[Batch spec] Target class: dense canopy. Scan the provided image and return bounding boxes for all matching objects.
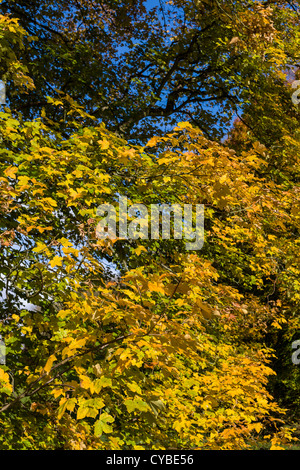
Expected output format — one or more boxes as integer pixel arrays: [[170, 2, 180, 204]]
[[0, 0, 300, 450]]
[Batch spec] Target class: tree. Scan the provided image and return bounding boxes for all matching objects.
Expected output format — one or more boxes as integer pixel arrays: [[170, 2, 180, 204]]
[[0, 2, 300, 450]]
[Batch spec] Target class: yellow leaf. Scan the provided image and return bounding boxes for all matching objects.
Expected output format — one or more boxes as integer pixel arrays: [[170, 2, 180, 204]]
[[33, 242, 49, 254], [134, 246, 147, 255], [176, 121, 192, 129], [42, 197, 57, 207], [77, 406, 89, 419], [17, 175, 30, 188], [219, 174, 228, 184], [4, 166, 18, 179], [44, 355, 57, 374], [72, 169, 83, 178], [50, 256, 63, 268], [79, 374, 94, 393], [98, 139, 110, 150], [146, 136, 160, 147], [0, 368, 10, 384], [59, 238, 73, 248], [69, 338, 87, 350], [127, 382, 142, 394], [250, 422, 263, 433], [57, 398, 68, 420], [148, 281, 165, 295]]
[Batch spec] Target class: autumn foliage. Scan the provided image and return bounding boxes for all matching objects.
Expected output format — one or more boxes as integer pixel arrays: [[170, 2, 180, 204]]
[[0, 0, 300, 450]]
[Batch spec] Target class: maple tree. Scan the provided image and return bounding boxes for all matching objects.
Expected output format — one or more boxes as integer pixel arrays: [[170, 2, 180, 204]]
[[0, 0, 300, 450]]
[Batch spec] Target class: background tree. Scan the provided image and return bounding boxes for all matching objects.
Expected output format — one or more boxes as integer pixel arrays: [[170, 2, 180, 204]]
[[0, 0, 300, 450]]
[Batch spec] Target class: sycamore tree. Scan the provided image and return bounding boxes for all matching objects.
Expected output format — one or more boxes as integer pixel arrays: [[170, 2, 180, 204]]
[[0, 1, 300, 450]]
